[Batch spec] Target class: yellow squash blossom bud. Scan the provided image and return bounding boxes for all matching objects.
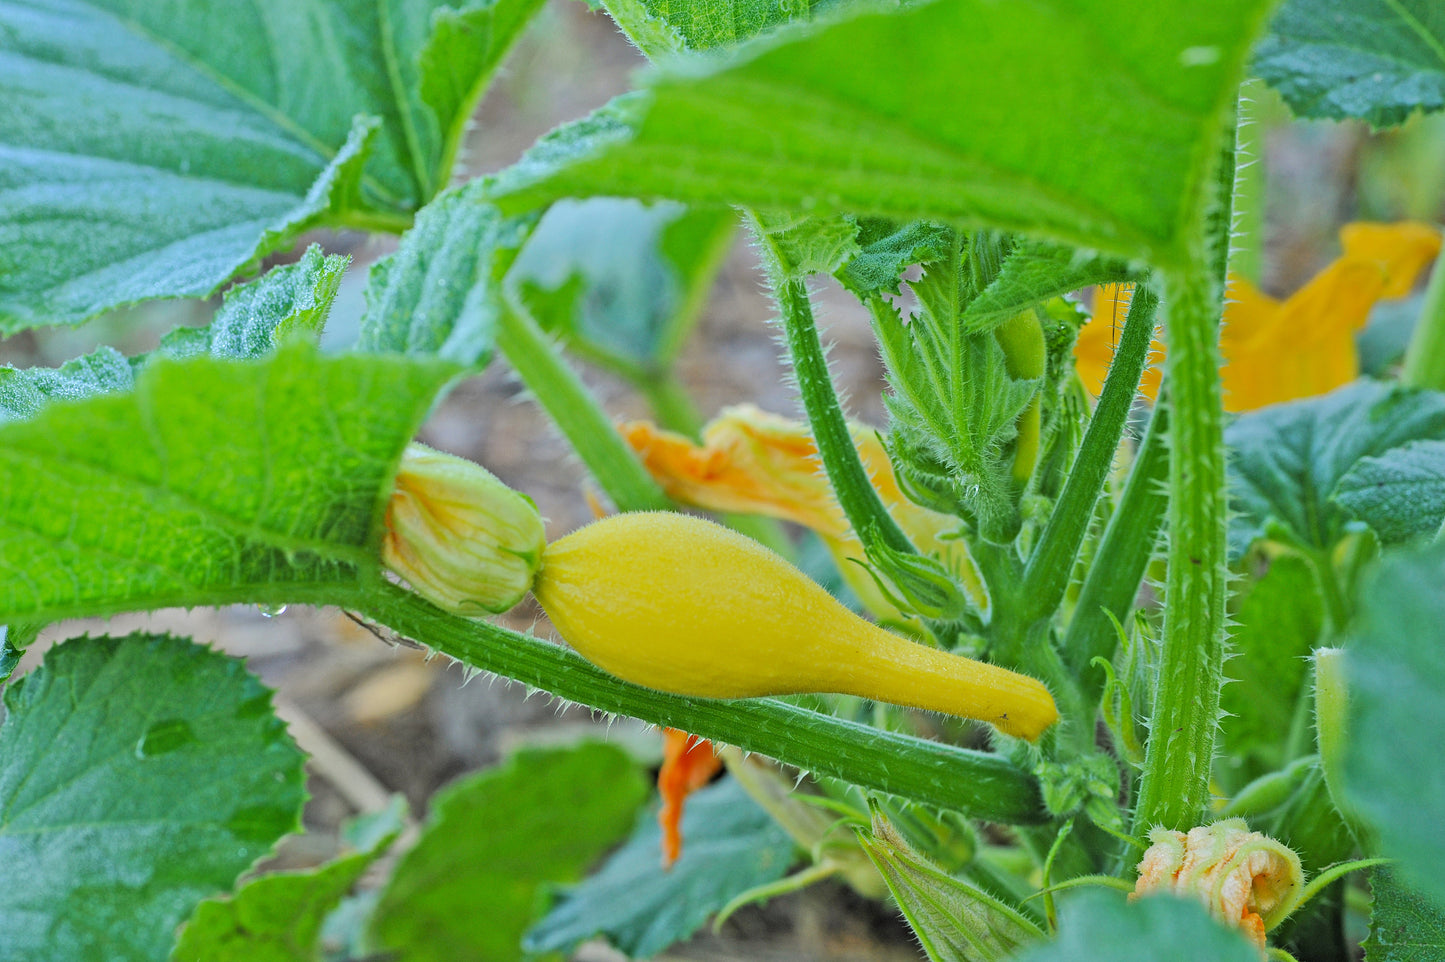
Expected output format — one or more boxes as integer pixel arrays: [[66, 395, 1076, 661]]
[[383, 444, 546, 615], [532, 511, 1057, 740], [1132, 818, 1303, 954]]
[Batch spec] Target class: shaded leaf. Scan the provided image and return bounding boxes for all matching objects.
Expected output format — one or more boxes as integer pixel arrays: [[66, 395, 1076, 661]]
[[358, 183, 536, 364], [172, 798, 407, 962], [835, 219, 953, 298], [0, 633, 306, 962], [959, 241, 1135, 334], [1219, 555, 1325, 788], [489, 0, 1275, 267], [0, 0, 541, 327], [1334, 439, 1445, 544], [0, 247, 348, 424], [1342, 540, 1445, 904], [524, 776, 795, 959], [1365, 865, 1445, 962], [0, 343, 457, 624], [368, 743, 648, 962], [1011, 891, 1258, 962], [509, 198, 736, 375], [1226, 380, 1445, 554], [1255, 0, 1445, 128]]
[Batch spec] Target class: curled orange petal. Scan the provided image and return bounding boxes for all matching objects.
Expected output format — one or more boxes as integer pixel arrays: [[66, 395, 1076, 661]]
[[621, 406, 989, 620], [657, 728, 723, 868]]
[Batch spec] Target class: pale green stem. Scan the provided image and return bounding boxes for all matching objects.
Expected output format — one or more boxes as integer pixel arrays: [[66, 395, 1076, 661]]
[[1132, 251, 1229, 834], [360, 583, 1048, 824], [751, 227, 919, 559], [496, 304, 672, 513], [1022, 286, 1158, 620]]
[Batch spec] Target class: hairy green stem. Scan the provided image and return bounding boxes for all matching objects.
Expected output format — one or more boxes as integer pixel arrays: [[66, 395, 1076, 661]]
[[752, 229, 919, 559], [1022, 286, 1158, 619], [1064, 402, 1168, 705], [496, 304, 672, 514], [1400, 244, 1445, 391], [1132, 253, 1229, 834], [362, 584, 1047, 823]]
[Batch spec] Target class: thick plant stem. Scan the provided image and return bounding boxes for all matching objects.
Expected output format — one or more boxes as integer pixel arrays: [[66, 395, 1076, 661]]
[[362, 584, 1047, 824], [1401, 244, 1445, 391], [1132, 254, 1229, 834], [753, 232, 919, 558], [1064, 401, 1169, 706], [1022, 286, 1158, 619], [496, 304, 672, 514]]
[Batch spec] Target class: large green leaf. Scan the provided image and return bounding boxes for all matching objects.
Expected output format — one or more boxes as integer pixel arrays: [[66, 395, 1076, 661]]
[[1334, 439, 1445, 545], [0, 246, 347, 424], [0, 633, 306, 962], [1365, 866, 1445, 962], [0, 343, 457, 624], [1011, 892, 1258, 962], [368, 743, 648, 962], [1342, 540, 1445, 904], [489, 0, 1275, 267], [1254, 0, 1445, 129], [357, 184, 535, 364], [1226, 381, 1445, 555], [1219, 554, 1324, 788], [509, 198, 736, 379], [172, 798, 406, 962], [0, 0, 543, 328], [523, 776, 795, 958]]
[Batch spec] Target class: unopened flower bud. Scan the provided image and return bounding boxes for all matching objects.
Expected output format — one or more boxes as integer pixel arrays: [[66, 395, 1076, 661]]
[[1132, 818, 1303, 953], [383, 444, 545, 615]]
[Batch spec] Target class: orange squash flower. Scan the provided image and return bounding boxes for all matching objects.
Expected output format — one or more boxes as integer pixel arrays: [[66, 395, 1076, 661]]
[[657, 728, 722, 868], [1074, 222, 1441, 412], [620, 405, 989, 621]]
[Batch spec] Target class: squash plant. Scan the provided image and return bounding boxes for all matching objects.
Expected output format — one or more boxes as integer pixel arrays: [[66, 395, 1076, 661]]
[[3, 0, 1445, 960]]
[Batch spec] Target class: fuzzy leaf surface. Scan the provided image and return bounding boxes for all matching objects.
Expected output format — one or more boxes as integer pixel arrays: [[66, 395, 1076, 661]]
[[1011, 892, 1258, 962], [602, 0, 842, 57], [508, 198, 736, 375], [1219, 554, 1324, 787], [172, 798, 406, 962], [368, 743, 648, 962], [0, 344, 456, 624], [524, 776, 795, 959], [1334, 439, 1445, 545], [1226, 381, 1445, 554], [1342, 540, 1445, 904], [0, 0, 541, 327], [0, 247, 347, 424], [959, 241, 1134, 334], [490, 0, 1274, 267], [1255, 0, 1445, 128], [358, 184, 536, 364], [0, 633, 306, 962], [1366, 866, 1445, 962]]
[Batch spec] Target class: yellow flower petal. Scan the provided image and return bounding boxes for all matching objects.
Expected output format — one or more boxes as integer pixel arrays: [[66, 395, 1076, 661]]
[[1073, 222, 1441, 412], [621, 405, 989, 620]]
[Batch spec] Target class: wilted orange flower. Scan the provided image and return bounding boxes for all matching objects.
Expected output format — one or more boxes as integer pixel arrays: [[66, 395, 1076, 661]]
[[1074, 222, 1441, 412], [1133, 818, 1303, 954], [657, 728, 722, 868], [620, 405, 988, 621]]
